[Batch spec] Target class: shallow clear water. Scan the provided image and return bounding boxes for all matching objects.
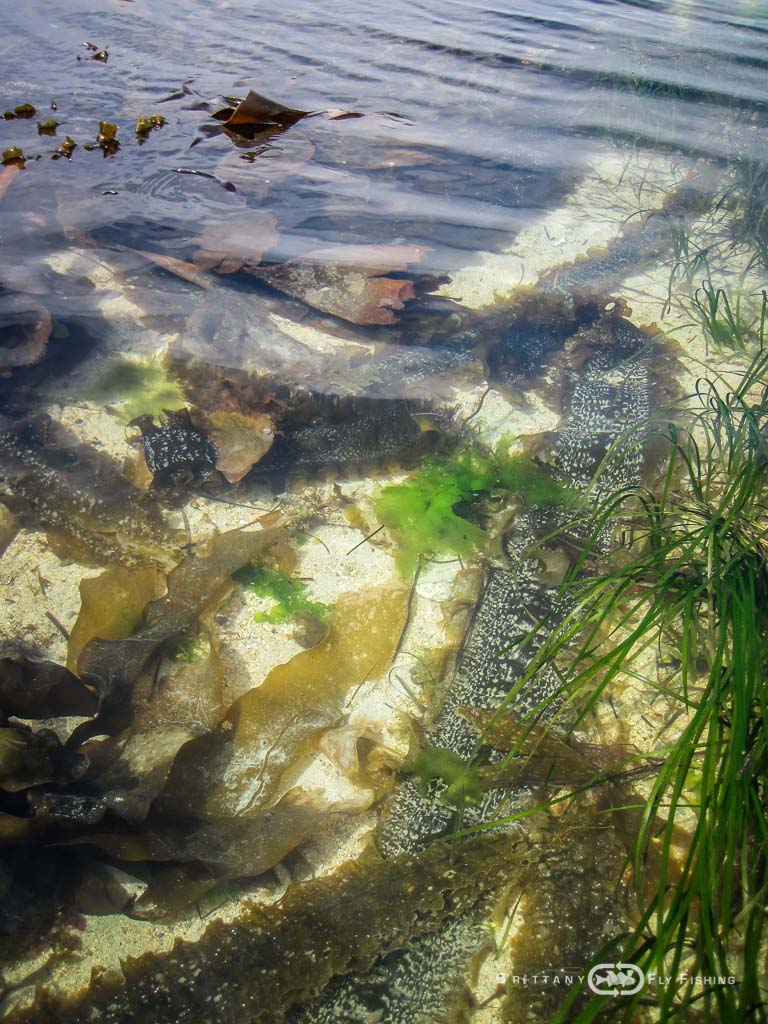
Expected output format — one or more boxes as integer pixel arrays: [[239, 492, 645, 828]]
[[2, 0, 767, 276], [1, 1, 768, 1022]]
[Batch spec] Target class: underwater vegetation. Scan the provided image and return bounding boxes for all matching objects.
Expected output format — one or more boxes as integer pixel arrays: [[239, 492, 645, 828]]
[[0, 526, 288, 882], [3, 57, 768, 1021], [234, 562, 331, 626], [408, 745, 485, 811], [0, 284, 663, 1022], [375, 443, 577, 576], [474, 350, 768, 1022], [378, 313, 654, 875], [1, 520, 415, 989], [692, 274, 766, 354], [85, 357, 186, 423], [717, 156, 768, 270], [665, 217, 767, 354]]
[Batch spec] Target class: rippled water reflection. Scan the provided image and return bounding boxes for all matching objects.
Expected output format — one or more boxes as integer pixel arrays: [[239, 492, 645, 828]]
[[2, 0, 767, 280]]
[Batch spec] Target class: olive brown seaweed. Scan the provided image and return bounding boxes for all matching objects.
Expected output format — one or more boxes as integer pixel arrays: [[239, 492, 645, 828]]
[[162, 584, 409, 820]]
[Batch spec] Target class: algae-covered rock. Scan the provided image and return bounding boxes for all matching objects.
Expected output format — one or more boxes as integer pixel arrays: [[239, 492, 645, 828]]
[[0, 414, 174, 565], [375, 442, 576, 577], [132, 408, 217, 486], [171, 290, 478, 418], [10, 833, 532, 1024]]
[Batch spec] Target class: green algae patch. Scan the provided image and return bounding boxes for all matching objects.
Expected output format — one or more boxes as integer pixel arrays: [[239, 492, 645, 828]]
[[86, 358, 186, 423], [409, 745, 484, 809], [234, 563, 330, 625], [376, 443, 577, 575], [498, 451, 577, 507]]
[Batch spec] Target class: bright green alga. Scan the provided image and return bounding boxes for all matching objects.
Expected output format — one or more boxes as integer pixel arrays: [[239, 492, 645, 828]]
[[235, 564, 331, 625], [375, 442, 577, 576]]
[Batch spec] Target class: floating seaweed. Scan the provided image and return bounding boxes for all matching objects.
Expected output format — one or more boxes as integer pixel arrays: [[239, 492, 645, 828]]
[[211, 89, 310, 141], [134, 114, 165, 142]]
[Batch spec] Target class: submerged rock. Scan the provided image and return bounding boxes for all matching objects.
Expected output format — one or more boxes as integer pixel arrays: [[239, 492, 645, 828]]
[[6, 835, 530, 1024], [132, 407, 217, 486], [254, 401, 438, 476], [0, 414, 173, 564]]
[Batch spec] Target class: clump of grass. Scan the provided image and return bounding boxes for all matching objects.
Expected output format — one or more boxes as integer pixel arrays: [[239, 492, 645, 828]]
[[376, 443, 577, 576], [485, 352, 768, 1022], [87, 357, 186, 423], [664, 212, 710, 313], [234, 564, 330, 626], [717, 156, 768, 269], [662, 216, 767, 353], [692, 276, 767, 353]]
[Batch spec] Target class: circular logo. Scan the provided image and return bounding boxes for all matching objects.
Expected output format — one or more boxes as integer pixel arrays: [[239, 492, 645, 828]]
[[587, 963, 645, 997]]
